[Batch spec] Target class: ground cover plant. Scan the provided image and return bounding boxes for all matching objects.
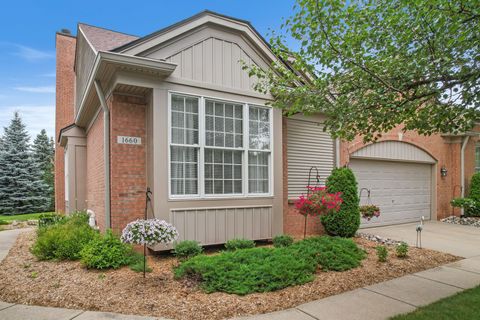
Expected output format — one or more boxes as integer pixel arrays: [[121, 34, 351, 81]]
[[272, 234, 294, 248], [390, 285, 480, 320], [175, 236, 365, 295], [376, 245, 388, 262], [174, 240, 203, 260], [224, 238, 255, 251]]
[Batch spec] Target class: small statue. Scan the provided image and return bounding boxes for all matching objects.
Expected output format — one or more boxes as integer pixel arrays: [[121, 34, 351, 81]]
[[87, 209, 97, 229]]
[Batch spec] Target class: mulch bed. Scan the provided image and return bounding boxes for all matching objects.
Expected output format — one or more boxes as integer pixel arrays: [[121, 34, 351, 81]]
[[0, 231, 459, 320]]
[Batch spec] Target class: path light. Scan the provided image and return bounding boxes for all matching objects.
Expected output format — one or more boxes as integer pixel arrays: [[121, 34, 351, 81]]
[[416, 216, 425, 248]]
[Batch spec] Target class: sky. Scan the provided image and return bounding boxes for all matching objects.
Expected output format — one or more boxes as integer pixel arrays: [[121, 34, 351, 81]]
[[0, 0, 295, 140]]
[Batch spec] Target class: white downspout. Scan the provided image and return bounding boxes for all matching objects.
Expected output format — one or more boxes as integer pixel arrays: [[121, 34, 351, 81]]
[[94, 80, 111, 229], [460, 135, 470, 216]]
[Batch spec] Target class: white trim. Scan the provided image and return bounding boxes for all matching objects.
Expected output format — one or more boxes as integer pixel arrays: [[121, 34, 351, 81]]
[[167, 90, 273, 200], [170, 204, 273, 212]]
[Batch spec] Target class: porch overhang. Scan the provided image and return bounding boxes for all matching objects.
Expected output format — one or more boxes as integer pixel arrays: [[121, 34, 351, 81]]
[[75, 51, 177, 127]]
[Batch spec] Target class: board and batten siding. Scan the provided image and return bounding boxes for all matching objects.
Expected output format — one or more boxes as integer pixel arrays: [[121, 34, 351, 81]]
[[75, 29, 97, 114], [287, 118, 335, 199], [170, 206, 272, 245], [351, 141, 436, 163], [165, 37, 259, 92]]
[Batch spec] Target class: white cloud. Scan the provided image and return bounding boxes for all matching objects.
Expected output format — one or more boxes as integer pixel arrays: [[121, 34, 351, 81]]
[[0, 105, 55, 139], [14, 45, 54, 62], [14, 86, 55, 93]]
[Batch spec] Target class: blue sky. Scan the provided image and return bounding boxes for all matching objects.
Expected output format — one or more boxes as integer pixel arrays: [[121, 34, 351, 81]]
[[0, 0, 295, 139]]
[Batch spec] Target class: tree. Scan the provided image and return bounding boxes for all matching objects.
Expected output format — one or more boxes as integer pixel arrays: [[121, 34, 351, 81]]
[[0, 112, 50, 215], [321, 167, 360, 237], [249, 0, 480, 141], [32, 129, 55, 211]]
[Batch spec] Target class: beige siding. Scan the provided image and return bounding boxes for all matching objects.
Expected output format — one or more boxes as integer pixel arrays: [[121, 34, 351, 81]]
[[171, 206, 272, 245], [352, 141, 435, 163], [75, 30, 96, 114], [165, 37, 259, 92], [287, 118, 335, 199]]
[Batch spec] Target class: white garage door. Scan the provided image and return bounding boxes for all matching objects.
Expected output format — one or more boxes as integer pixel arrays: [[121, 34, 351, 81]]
[[350, 159, 432, 227]]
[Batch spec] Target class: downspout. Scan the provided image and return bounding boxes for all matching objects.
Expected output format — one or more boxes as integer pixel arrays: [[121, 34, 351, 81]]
[[94, 80, 111, 229], [460, 135, 470, 216]]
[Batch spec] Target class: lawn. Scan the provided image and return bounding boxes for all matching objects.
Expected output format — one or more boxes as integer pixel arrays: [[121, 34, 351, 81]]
[[0, 212, 52, 223], [391, 285, 480, 320]]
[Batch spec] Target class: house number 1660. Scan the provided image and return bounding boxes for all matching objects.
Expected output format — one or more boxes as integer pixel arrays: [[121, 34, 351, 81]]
[[117, 136, 141, 145]]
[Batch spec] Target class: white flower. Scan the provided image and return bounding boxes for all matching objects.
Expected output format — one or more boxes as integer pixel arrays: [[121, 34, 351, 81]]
[[121, 218, 179, 245]]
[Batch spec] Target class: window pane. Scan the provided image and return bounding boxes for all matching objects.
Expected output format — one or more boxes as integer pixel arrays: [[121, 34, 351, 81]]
[[248, 151, 269, 194], [204, 148, 243, 195], [249, 106, 270, 150], [170, 146, 198, 195], [171, 94, 198, 145], [205, 99, 243, 148]]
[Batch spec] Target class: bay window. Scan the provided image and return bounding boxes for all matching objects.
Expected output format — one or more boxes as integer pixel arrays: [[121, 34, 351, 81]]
[[169, 92, 272, 198]]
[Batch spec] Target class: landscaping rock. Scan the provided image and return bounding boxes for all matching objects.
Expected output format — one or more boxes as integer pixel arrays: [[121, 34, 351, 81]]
[[356, 232, 403, 246], [26, 220, 38, 226], [441, 216, 480, 228]]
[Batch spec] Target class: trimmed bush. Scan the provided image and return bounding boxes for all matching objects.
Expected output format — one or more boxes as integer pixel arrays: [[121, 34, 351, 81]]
[[38, 213, 67, 228], [175, 236, 365, 295], [174, 240, 203, 260], [80, 230, 133, 269], [224, 238, 255, 251], [376, 245, 388, 262], [32, 216, 98, 260], [272, 234, 294, 248], [321, 167, 360, 237]]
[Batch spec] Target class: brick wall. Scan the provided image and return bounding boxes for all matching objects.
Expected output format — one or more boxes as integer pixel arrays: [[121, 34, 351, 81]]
[[86, 111, 106, 230], [110, 94, 147, 234], [55, 33, 76, 213]]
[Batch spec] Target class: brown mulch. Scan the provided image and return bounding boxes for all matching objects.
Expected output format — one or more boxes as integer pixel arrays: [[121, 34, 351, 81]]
[[0, 231, 459, 320]]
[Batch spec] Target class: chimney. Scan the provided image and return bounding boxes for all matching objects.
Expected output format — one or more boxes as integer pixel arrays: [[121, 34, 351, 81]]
[[54, 30, 76, 213]]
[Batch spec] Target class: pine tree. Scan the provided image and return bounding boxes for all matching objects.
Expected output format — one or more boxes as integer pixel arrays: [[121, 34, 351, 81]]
[[32, 129, 55, 211], [0, 112, 50, 215]]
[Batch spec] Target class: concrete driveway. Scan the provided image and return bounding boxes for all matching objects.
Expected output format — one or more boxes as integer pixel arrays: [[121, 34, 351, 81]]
[[361, 221, 480, 258]]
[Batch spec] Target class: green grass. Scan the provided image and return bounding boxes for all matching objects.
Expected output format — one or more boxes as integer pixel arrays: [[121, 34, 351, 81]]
[[0, 212, 52, 223], [174, 236, 365, 295], [390, 285, 480, 320]]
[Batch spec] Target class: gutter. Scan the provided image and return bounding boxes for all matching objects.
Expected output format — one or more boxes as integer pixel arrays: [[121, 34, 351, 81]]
[[460, 135, 470, 216], [94, 80, 111, 229], [335, 138, 341, 167]]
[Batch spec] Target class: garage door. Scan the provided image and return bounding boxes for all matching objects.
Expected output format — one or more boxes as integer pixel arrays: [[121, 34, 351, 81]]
[[350, 159, 432, 227]]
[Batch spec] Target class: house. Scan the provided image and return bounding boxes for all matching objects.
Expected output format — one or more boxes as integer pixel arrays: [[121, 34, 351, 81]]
[[55, 10, 479, 248]]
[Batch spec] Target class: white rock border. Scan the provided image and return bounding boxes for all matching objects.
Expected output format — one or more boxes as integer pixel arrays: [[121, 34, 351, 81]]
[[441, 215, 480, 228]]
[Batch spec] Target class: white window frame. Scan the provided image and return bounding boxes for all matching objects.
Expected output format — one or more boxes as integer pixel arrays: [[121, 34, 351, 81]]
[[168, 91, 273, 200]]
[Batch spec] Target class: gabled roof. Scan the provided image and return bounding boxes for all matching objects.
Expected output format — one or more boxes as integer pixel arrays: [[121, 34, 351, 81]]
[[78, 23, 139, 52], [112, 10, 270, 53]]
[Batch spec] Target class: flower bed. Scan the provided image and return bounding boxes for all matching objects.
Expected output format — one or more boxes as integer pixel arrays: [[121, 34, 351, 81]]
[[0, 230, 459, 320]]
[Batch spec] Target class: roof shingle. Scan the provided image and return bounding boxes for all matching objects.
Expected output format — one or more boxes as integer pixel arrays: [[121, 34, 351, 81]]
[[78, 23, 139, 52]]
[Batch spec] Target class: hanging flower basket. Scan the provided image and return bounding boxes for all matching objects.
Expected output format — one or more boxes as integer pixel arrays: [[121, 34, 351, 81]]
[[360, 205, 381, 221], [121, 218, 179, 246], [295, 186, 343, 217]]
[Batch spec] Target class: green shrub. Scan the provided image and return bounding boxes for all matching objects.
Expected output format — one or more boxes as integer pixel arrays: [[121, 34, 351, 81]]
[[0, 220, 9, 225], [376, 245, 388, 262], [174, 240, 203, 260], [174, 236, 365, 295], [32, 215, 98, 261], [272, 234, 294, 248], [321, 167, 360, 237], [80, 230, 133, 269], [396, 242, 409, 258], [224, 238, 255, 251], [290, 236, 365, 271], [175, 247, 315, 295]]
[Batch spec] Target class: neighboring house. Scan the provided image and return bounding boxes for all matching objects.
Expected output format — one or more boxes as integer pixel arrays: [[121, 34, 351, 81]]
[[55, 10, 479, 247]]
